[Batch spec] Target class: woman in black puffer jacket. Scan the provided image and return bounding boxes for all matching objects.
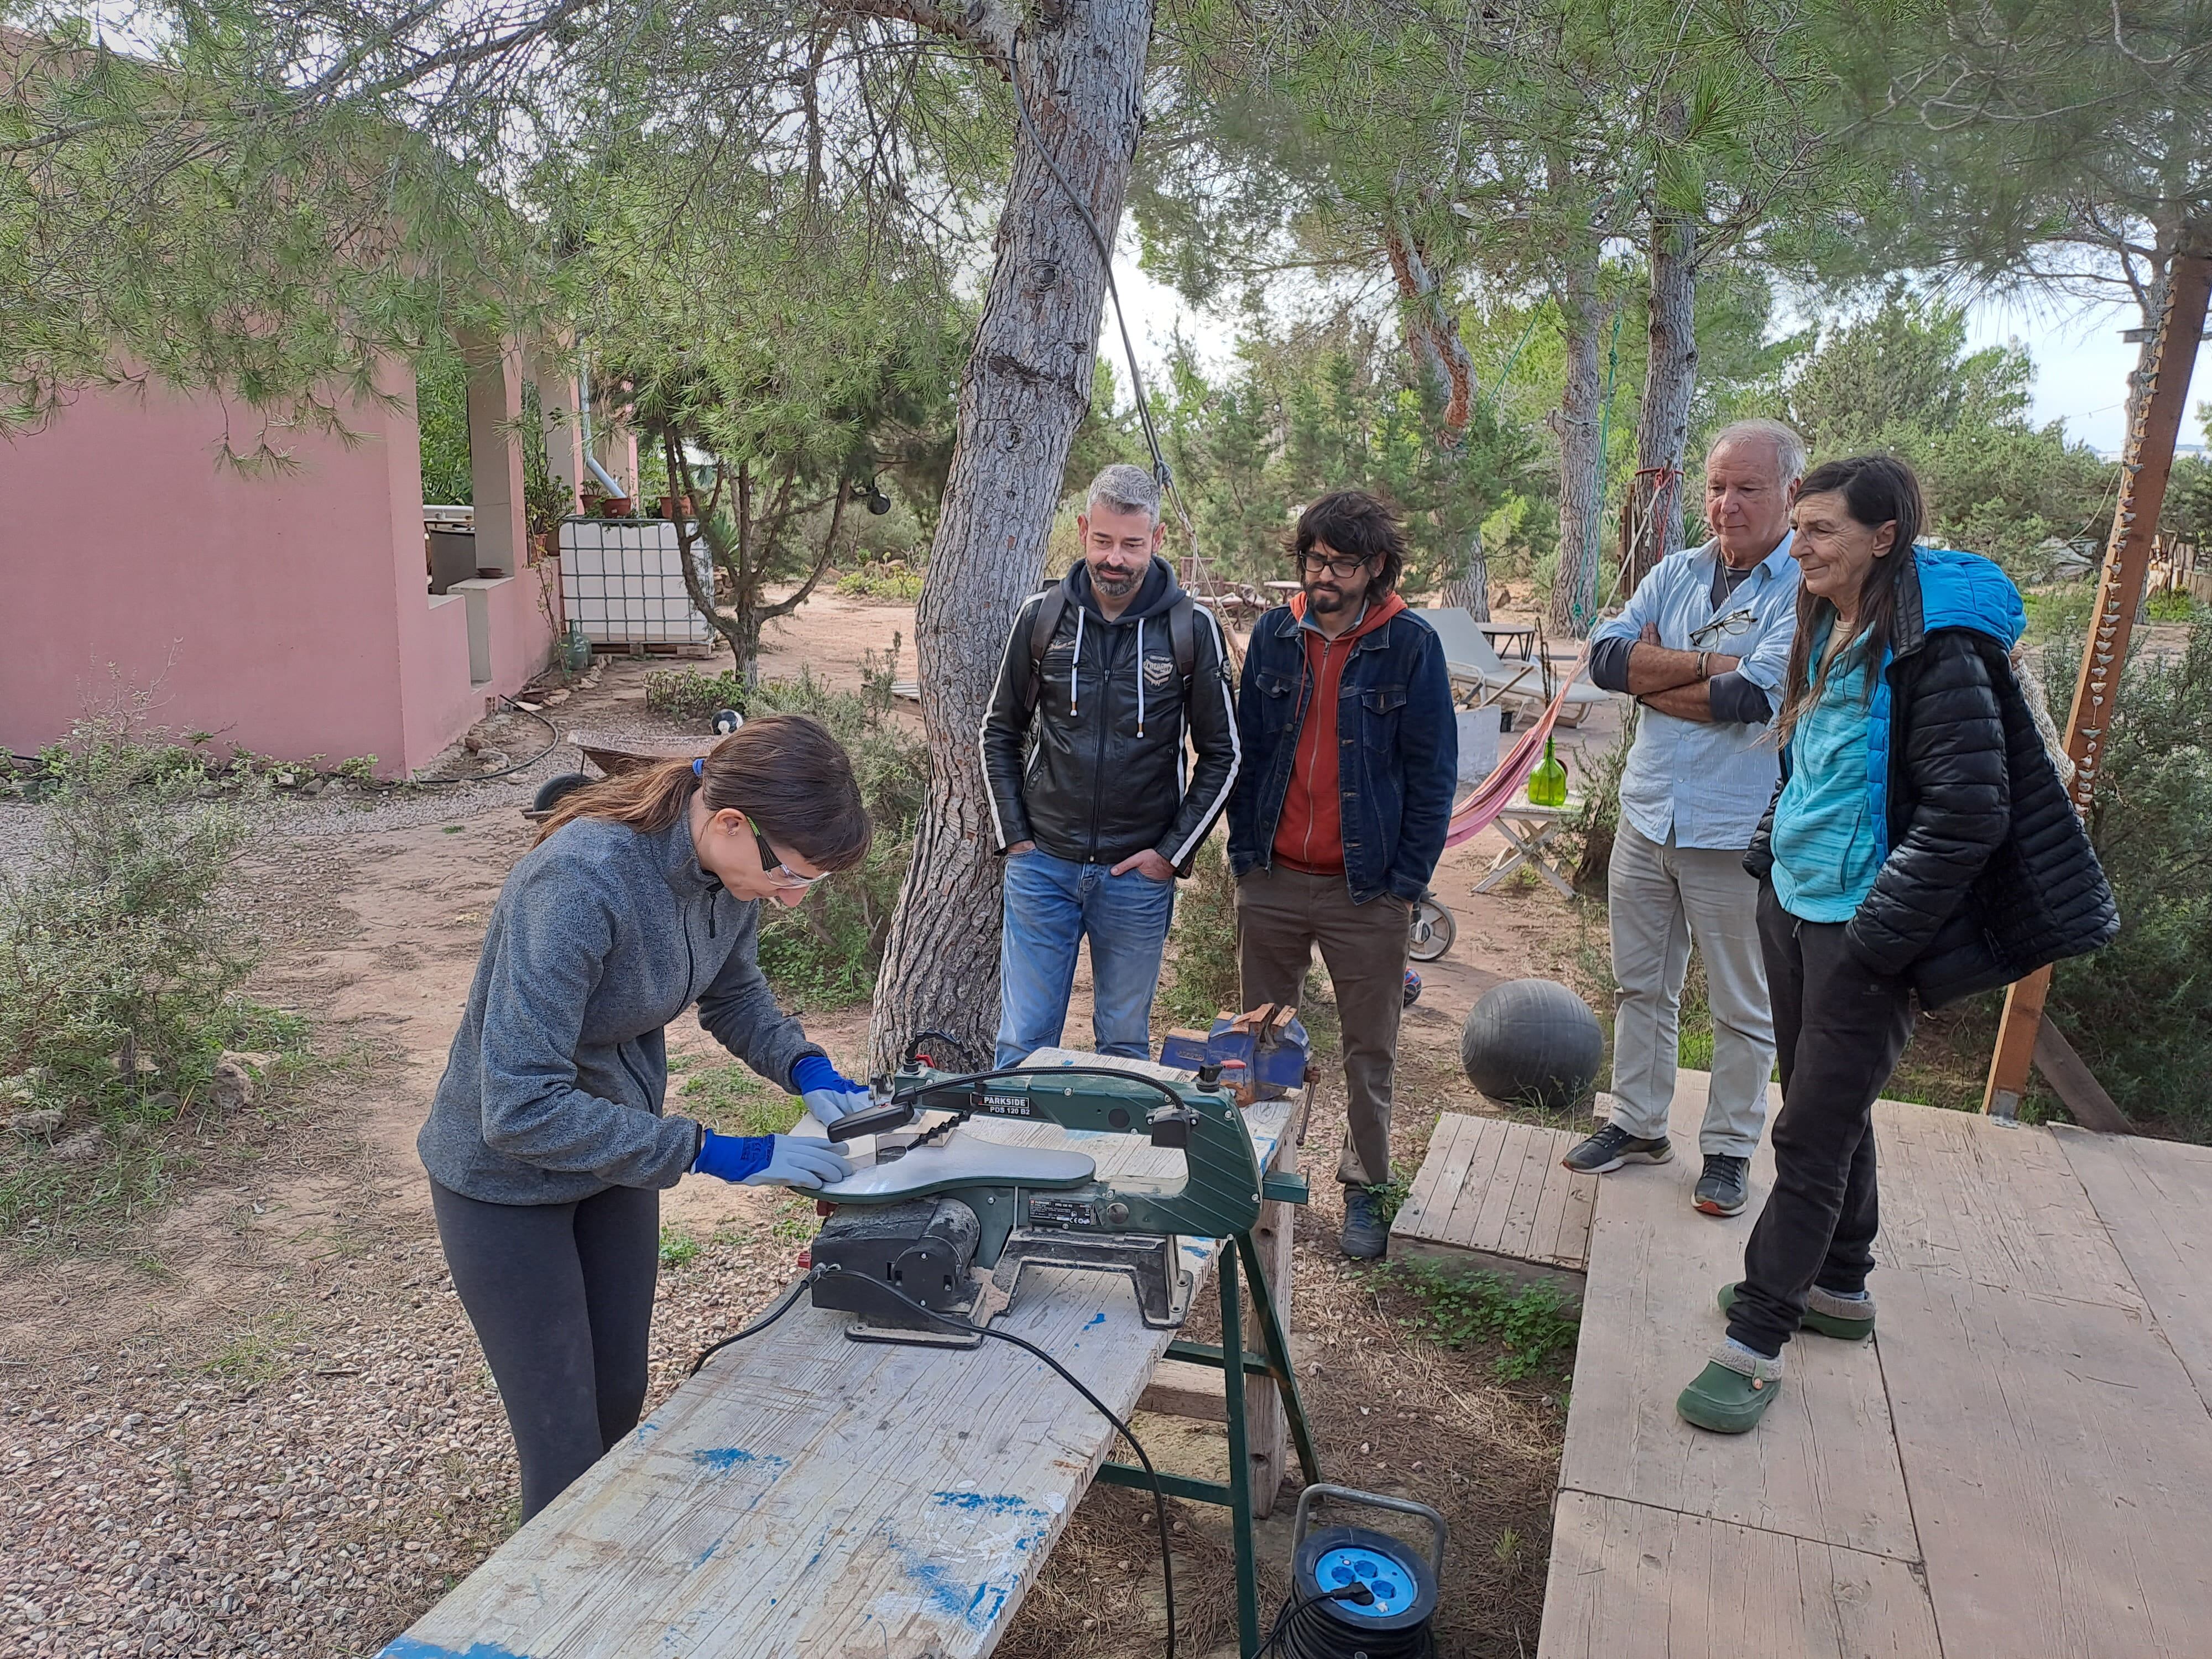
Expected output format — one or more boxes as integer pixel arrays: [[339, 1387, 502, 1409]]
[[1676, 455, 2117, 1436]]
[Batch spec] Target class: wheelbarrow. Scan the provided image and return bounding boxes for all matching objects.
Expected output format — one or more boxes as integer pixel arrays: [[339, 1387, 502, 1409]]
[[524, 711, 742, 821]]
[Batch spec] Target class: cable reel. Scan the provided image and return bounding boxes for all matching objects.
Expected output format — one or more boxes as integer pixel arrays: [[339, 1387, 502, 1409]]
[[1272, 1485, 1444, 1659]]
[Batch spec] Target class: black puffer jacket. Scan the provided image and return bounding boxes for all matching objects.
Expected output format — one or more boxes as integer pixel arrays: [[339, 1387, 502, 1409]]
[[1747, 548, 2118, 1009], [980, 557, 1241, 868]]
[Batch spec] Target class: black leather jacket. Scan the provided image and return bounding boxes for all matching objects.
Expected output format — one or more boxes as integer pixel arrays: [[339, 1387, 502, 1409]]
[[1747, 550, 2117, 1009], [980, 558, 1240, 868]]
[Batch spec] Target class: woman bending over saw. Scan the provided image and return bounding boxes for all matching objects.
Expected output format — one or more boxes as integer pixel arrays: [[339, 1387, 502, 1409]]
[[418, 715, 881, 1519]]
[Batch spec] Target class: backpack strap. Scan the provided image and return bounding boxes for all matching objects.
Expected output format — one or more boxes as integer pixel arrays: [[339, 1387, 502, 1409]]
[[1022, 586, 1070, 714], [1168, 594, 1197, 690]]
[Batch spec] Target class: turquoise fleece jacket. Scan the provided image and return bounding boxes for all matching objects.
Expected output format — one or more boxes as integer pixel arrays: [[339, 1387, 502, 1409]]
[[417, 815, 824, 1205]]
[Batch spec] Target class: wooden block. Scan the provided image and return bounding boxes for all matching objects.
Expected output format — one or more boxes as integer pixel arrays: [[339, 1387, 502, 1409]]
[[1538, 1492, 1943, 1659], [1136, 1358, 1228, 1423], [1556, 1073, 1919, 1561], [1871, 1101, 2143, 1311], [1879, 1261, 2212, 1657], [2052, 1125, 2212, 1413]]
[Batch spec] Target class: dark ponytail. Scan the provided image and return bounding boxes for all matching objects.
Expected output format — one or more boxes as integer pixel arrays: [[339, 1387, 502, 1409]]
[[535, 713, 872, 870], [1776, 455, 1924, 746]]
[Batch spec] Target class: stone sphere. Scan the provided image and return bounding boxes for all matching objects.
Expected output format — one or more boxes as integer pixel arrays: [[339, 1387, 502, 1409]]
[[1460, 978, 1605, 1111]]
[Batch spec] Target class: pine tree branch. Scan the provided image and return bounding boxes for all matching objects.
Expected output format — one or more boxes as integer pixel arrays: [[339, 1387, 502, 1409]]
[[824, 0, 1018, 70]]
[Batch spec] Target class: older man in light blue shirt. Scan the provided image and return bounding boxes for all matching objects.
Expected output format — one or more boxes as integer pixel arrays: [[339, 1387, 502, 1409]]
[[1562, 420, 1804, 1219]]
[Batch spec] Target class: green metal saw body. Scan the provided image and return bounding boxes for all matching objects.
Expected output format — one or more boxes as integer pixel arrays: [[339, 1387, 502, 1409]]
[[828, 1065, 1275, 1270]]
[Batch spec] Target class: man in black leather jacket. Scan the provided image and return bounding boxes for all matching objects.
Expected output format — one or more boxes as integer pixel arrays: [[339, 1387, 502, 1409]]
[[979, 464, 1240, 1065]]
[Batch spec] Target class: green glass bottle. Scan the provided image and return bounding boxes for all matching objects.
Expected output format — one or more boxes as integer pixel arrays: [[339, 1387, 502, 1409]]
[[1526, 735, 1568, 807]]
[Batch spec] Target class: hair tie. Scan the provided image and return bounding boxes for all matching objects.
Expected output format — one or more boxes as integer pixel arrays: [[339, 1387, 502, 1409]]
[[692, 758, 705, 777]]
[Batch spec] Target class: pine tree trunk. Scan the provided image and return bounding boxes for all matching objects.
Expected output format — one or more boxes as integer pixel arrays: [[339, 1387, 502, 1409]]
[[1440, 521, 1490, 619], [1627, 208, 1697, 596], [1549, 229, 1606, 640], [870, 0, 1152, 1070]]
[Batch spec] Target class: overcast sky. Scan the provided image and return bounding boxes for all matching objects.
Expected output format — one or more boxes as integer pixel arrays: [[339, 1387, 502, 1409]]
[[1099, 254, 2211, 461]]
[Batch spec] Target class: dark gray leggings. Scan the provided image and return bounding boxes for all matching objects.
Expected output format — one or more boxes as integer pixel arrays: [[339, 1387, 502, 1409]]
[[431, 1180, 659, 1521]]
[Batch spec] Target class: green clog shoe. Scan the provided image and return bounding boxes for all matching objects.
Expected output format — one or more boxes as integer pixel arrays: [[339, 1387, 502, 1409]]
[[1677, 1347, 1784, 1434], [1718, 1281, 1875, 1342]]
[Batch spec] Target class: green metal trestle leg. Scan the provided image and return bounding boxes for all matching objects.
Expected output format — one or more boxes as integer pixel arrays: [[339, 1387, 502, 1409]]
[[1097, 1230, 1322, 1659]]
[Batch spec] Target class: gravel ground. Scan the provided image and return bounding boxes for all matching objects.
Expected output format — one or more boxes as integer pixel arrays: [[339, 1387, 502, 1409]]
[[0, 1209, 810, 1658]]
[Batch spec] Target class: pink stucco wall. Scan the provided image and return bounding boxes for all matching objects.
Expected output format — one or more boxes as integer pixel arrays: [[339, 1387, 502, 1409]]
[[0, 364, 554, 777]]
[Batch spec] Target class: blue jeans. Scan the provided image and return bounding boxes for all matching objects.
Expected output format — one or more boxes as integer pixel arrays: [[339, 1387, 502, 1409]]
[[995, 849, 1176, 1067]]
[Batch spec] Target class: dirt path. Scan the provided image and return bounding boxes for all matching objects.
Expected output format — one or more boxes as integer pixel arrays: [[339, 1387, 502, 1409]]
[[1, 602, 1598, 1659]]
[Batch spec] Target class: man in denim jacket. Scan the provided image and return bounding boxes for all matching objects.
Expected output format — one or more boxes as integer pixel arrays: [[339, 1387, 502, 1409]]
[[1228, 491, 1457, 1258]]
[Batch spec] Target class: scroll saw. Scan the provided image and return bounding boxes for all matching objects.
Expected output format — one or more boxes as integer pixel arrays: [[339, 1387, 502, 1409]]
[[793, 1056, 1308, 1346]]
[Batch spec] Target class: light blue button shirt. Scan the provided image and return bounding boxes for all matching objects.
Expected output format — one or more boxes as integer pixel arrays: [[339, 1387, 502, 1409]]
[[1590, 535, 1801, 851]]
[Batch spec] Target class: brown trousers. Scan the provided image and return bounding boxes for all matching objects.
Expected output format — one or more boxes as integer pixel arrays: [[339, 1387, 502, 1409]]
[[1235, 864, 1410, 1188]]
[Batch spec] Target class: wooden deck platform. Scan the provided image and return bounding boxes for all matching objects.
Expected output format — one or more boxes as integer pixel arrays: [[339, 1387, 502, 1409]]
[[1389, 1113, 1596, 1291], [379, 1051, 1300, 1659], [1512, 1070, 2212, 1659]]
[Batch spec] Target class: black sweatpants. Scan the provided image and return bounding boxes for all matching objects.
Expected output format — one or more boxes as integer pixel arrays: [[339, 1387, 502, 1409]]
[[431, 1180, 660, 1521], [1725, 884, 1915, 1358]]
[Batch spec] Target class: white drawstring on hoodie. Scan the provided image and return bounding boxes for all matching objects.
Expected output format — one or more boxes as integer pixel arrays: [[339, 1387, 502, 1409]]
[[1135, 617, 1146, 735], [1070, 606, 1085, 714], [1069, 585, 1157, 733]]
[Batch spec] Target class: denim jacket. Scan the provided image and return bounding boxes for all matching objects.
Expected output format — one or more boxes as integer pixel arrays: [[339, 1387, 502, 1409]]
[[1227, 603, 1458, 904]]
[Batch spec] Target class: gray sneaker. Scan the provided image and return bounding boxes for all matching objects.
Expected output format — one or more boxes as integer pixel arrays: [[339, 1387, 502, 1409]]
[[1693, 1154, 1751, 1217], [1561, 1121, 1673, 1175], [1340, 1187, 1389, 1259]]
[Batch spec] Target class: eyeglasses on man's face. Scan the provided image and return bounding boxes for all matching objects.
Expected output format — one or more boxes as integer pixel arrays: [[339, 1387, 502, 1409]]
[[754, 830, 822, 890], [1688, 608, 1757, 650], [1297, 550, 1375, 580]]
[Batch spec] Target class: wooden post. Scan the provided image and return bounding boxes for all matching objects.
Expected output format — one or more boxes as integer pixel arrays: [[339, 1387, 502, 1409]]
[[1982, 248, 2212, 1118]]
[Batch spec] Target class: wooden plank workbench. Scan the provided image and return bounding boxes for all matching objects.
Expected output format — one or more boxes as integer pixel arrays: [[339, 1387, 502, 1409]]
[[380, 1050, 1300, 1659]]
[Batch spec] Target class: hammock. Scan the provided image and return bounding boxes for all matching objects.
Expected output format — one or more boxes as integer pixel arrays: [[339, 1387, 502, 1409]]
[[1444, 646, 1593, 851]]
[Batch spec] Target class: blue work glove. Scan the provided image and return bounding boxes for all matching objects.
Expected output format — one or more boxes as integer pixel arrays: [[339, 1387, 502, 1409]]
[[692, 1129, 853, 1190], [791, 1053, 873, 1132]]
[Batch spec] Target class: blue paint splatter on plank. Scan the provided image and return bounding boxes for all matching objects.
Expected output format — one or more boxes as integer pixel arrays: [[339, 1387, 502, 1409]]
[[690, 1447, 790, 1474], [693, 1540, 721, 1567], [928, 1491, 1042, 1516], [376, 1640, 534, 1659], [1085, 1312, 1107, 1328]]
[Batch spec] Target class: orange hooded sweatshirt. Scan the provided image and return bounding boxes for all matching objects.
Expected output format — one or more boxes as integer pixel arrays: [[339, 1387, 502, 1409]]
[[1271, 590, 1408, 874]]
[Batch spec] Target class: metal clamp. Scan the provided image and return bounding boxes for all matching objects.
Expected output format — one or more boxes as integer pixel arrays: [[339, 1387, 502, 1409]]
[[1291, 1484, 1448, 1579]]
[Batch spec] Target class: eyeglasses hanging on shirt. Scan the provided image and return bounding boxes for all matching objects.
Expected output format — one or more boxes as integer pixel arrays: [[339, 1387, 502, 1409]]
[[1688, 608, 1758, 650]]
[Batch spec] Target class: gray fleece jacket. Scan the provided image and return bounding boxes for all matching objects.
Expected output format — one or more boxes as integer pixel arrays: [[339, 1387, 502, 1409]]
[[418, 813, 825, 1205]]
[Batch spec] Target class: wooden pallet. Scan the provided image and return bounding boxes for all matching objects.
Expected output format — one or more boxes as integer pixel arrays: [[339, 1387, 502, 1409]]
[[589, 638, 715, 660], [1389, 1112, 1596, 1294]]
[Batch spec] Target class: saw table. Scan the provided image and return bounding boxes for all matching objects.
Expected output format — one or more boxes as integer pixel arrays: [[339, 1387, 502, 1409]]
[[378, 1050, 1311, 1659]]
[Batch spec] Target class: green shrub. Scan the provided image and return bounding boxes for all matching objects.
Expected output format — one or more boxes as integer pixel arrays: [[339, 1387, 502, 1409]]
[[1159, 834, 1241, 1029], [1, 709, 305, 1244], [2047, 615, 2212, 1138], [834, 561, 925, 602], [2146, 587, 2205, 623], [644, 667, 750, 726], [747, 662, 928, 1010]]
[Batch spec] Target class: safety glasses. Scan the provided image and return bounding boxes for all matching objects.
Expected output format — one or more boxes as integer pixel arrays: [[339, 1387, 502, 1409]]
[[753, 830, 823, 890]]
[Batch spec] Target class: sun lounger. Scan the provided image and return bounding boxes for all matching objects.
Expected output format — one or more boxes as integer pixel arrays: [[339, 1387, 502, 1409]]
[[1415, 607, 1615, 727]]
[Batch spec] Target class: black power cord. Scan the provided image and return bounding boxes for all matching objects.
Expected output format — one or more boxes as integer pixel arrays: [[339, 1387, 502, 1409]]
[[686, 1267, 830, 1377], [1256, 1583, 1391, 1659], [864, 1276, 1181, 1659]]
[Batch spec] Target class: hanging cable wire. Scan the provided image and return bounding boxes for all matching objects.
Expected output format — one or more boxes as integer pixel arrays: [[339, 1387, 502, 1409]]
[[1004, 69, 1199, 551]]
